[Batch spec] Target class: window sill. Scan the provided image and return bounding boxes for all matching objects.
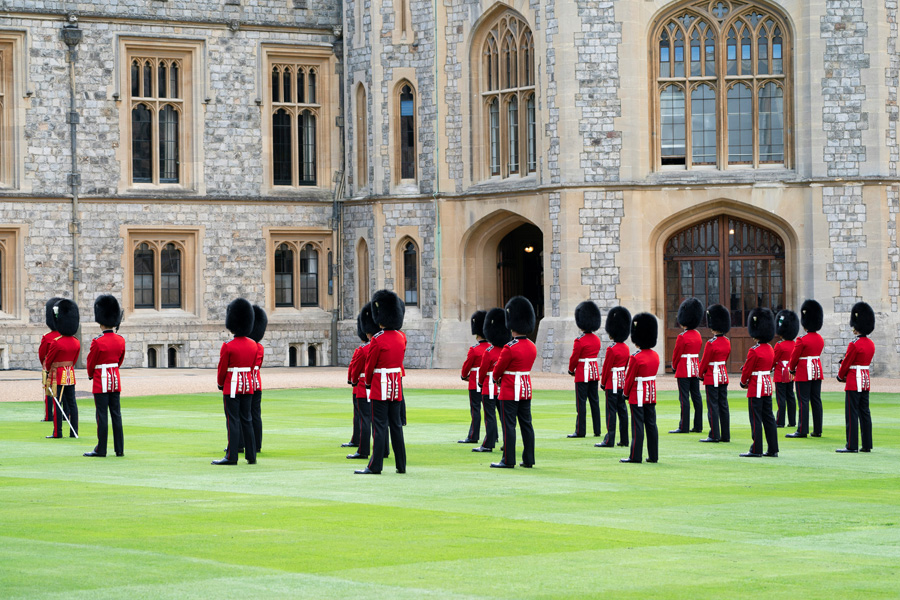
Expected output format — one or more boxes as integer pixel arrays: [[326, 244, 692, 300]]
[[467, 174, 539, 194], [263, 186, 334, 201], [647, 167, 797, 185], [270, 306, 333, 321], [124, 308, 198, 323], [125, 183, 196, 196], [391, 180, 420, 196]]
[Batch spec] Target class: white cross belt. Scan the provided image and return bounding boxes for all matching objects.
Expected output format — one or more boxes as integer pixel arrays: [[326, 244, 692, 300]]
[[636, 376, 656, 407], [486, 370, 495, 398], [227, 367, 251, 398], [578, 357, 598, 381], [470, 367, 481, 392], [97, 363, 119, 394], [375, 367, 402, 399], [710, 361, 726, 387]]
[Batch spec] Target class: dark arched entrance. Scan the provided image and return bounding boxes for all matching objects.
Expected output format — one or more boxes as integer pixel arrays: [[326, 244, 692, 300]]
[[497, 223, 544, 337], [664, 215, 786, 371]]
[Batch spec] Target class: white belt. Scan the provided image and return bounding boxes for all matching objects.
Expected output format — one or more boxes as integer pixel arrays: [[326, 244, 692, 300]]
[[611, 366, 625, 394], [227, 367, 251, 398], [507, 371, 531, 401], [359, 373, 369, 401], [636, 376, 656, 407], [578, 357, 598, 381], [486, 371, 495, 398], [97, 363, 118, 394], [375, 367, 402, 399], [470, 367, 481, 392], [801, 356, 821, 380], [851, 365, 869, 390], [753, 370, 772, 398], [711, 361, 726, 387], [683, 354, 699, 378]]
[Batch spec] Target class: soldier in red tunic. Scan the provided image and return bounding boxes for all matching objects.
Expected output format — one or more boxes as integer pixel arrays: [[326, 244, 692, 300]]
[[472, 308, 510, 453], [357, 290, 407, 475], [84, 295, 126, 457], [213, 298, 257, 465], [670, 297, 704, 434], [347, 303, 379, 460], [787, 299, 825, 439], [773, 310, 799, 428], [491, 296, 537, 469], [596, 306, 631, 448], [39, 297, 63, 422], [620, 312, 660, 464], [739, 308, 779, 458], [248, 305, 267, 454], [698, 304, 731, 443], [836, 302, 876, 453], [459, 310, 488, 444], [567, 301, 602, 439], [44, 299, 81, 439]]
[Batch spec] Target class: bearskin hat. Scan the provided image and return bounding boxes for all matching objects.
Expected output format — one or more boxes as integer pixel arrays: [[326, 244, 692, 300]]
[[850, 301, 875, 336], [53, 299, 80, 337], [775, 310, 800, 341], [471, 310, 487, 337], [748, 307, 775, 344], [800, 299, 824, 333], [359, 302, 380, 337], [93, 295, 122, 329], [706, 304, 731, 335], [225, 298, 255, 338], [575, 301, 602, 333], [505, 296, 536, 335], [356, 313, 368, 343], [45, 296, 64, 330], [483, 307, 512, 348], [249, 305, 268, 343], [677, 297, 704, 330], [630, 312, 658, 350], [371, 289, 405, 331], [605, 306, 632, 343]]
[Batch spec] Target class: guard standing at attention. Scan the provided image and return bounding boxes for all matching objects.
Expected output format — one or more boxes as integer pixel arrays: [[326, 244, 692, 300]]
[[773, 310, 799, 428], [39, 297, 64, 423], [620, 313, 660, 464], [213, 298, 257, 465], [787, 299, 825, 439], [459, 310, 489, 444], [836, 302, 875, 453], [670, 297, 704, 434], [248, 305, 267, 454], [84, 295, 126, 458], [473, 307, 510, 453], [596, 306, 631, 448], [490, 296, 537, 469], [698, 304, 731, 444], [356, 289, 407, 475], [567, 301, 603, 439], [345, 307, 370, 453], [738, 308, 778, 458], [347, 303, 379, 460], [44, 299, 81, 439]]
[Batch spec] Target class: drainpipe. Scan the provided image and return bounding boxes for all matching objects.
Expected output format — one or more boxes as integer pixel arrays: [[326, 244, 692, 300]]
[[61, 16, 82, 350], [332, 24, 345, 368], [429, 0, 442, 368]]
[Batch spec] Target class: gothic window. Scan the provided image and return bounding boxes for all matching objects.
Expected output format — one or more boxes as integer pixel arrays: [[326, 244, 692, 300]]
[[356, 85, 368, 191], [402, 240, 419, 306], [131, 239, 189, 311], [652, 0, 791, 170], [128, 57, 184, 184], [300, 244, 319, 307], [271, 64, 319, 186], [479, 12, 537, 180], [274, 243, 295, 307], [268, 230, 331, 310], [0, 228, 21, 316], [0, 39, 12, 187], [160, 243, 182, 309], [134, 243, 155, 309], [399, 83, 416, 180], [357, 238, 370, 311]]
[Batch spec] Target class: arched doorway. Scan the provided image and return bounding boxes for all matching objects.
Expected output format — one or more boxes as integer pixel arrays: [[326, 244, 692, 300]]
[[664, 215, 786, 371], [497, 223, 544, 337]]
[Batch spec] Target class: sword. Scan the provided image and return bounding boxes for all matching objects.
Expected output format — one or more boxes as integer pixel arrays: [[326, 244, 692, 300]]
[[49, 385, 78, 438]]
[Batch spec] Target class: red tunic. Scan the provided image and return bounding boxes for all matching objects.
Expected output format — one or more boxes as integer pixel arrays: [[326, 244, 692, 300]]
[[252, 343, 265, 392], [600, 342, 629, 392], [567, 332, 601, 382], [788, 332, 824, 382], [478, 344, 504, 400], [461, 340, 490, 391], [672, 329, 702, 378], [364, 329, 406, 401], [623, 349, 660, 405], [86, 331, 126, 394], [699, 335, 731, 386], [493, 336, 537, 401], [740, 342, 774, 398], [39, 330, 57, 367], [772, 339, 795, 383], [837, 336, 875, 392], [348, 342, 371, 398], [217, 337, 258, 398], [43, 335, 81, 388]]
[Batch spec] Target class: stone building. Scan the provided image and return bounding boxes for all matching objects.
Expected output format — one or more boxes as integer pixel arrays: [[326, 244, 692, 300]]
[[2, 0, 899, 377]]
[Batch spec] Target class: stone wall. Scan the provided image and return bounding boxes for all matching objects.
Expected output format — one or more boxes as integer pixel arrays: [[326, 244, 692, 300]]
[[579, 190, 623, 310]]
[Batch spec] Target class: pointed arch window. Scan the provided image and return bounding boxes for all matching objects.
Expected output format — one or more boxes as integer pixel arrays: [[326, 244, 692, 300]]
[[270, 63, 320, 187], [268, 231, 331, 310], [0, 40, 11, 187], [402, 240, 419, 306], [355, 85, 368, 191], [128, 57, 184, 184], [274, 243, 294, 307], [300, 244, 319, 307], [399, 83, 416, 180], [652, 1, 792, 170]]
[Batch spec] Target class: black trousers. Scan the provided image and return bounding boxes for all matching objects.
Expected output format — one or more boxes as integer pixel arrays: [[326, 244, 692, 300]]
[[349, 393, 360, 445], [705, 384, 730, 441], [795, 380, 823, 436], [224, 394, 256, 463], [499, 399, 535, 466], [466, 389, 482, 440], [51, 385, 78, 438], [602, 389, 628, 445], [481, 393, 499, 449], [93, 392, 123, 456], [747, 396, 778, 455], [368, 400, 405, 473], [774, 381, 796, 427], [356, 395, 371, 456], [676, 377, 703, 431], [628, 404, 658, 463], [845, 390, 873, 451], [574, 381, 602, 436], [44, 393, 54, 421], [235, 389, 263, 453]]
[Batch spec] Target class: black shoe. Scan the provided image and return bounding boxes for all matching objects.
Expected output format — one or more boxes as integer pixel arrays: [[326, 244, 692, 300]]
[[472, 446, 492, 452], [721, 439, 730, 443], [341, 442, 355, 448], [788, 423, 797, 428], [699, 437, 719, 443], [811, 433, 822, 438], [594, 442, 614, 448], [616, 442, 629, 447], [740, 452, 762, 457], [45, 435, 62, 439], [83, 451, 105, 457], [763, 452, 778, 457], [836, 448, 857, 453], [346, 452, 368, 459], [354, 468, 380, 474], [646, 459, 658, 463], [519, 463, 533, 468], [567, 433, 584, 438], [396, 468, 406, 474], [115, 453, 124, 457], [490, 461, 514, 468], [211, 458, 237, 465], [247, 458, 256, 464], [668, 429, 688, 434], [223, 448, 245, 454], [690, 428, 703, 433], [458, 439, 478, 444], [786, 432, 806, 438], [620, 458, 641, 463], [860, 448, 872, 452]]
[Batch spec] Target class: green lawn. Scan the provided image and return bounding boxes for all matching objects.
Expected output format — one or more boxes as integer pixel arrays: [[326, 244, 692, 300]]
[[1, 387, 898, 599]]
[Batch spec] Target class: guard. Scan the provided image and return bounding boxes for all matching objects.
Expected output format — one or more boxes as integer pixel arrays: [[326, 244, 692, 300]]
[[347, 303, 379, 460], [670, 297, 704, 434], [773, 310, 799, 428], [698, 304, 731, 443], [213, 298, 257, 465], [787, 300, 825, 439], [620, 312, 660, 464], [249, 305, 267, 454], [459, 310, 488, 443], [738, 308, 778, 458], [473, 307, 510, 453], [836, 302, 875, 453], [44, 299, 81, 439], [566, 301, 602, 438], [39, 297, 63, 422], [84, 295, 126, 457], [596, 306, 631, 448]]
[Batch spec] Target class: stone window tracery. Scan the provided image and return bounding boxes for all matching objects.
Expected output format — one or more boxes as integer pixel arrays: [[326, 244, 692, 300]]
[[128, 235, 193, 312], [271, 63, 319, 186], [267, 229, 332, 310], [401, 239, 419, 307], [0, 42, 9, 187], [398, 83, 417, 181]]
